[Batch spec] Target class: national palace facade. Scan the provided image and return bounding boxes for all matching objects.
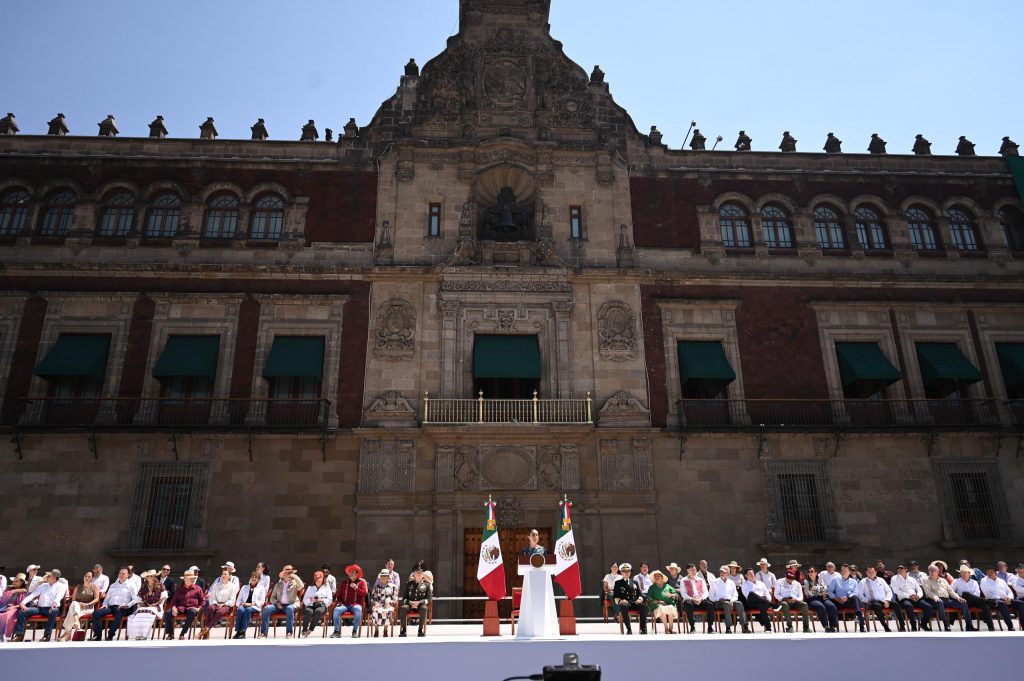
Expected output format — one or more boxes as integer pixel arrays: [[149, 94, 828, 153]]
[[2, 0, 1023, 617]]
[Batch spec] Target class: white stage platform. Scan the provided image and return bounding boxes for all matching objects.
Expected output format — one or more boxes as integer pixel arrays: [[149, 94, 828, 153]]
[[1, 623, 1019, 681]]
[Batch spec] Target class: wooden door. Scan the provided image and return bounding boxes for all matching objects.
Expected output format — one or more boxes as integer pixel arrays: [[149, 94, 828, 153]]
[[463, 527, 552, 620]]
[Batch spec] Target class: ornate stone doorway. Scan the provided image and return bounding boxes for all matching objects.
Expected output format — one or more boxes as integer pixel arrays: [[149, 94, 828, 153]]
[[462, 526, 552, 619]]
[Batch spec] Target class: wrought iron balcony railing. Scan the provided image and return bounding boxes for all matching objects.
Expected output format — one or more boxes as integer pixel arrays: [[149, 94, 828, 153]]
[[16, 396, 331, 430], [423, 391, 593, 425], [676, 398, 1003, 431]]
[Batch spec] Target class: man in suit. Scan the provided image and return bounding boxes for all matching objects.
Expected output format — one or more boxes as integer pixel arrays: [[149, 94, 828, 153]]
[[612, 563, 646, 634]]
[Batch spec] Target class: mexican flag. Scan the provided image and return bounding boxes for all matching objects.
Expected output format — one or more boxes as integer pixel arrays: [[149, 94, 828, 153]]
[[476, 497, 506, 601], [553, 496, 582, 600]]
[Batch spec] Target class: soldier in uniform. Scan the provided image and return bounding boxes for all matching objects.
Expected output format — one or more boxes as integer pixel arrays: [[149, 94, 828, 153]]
[[398, 561, 433, 637], [612, 563, 647, 634]]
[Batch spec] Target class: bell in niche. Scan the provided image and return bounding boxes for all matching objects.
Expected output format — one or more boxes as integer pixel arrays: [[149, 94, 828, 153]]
[[495, 187, 518, 234]]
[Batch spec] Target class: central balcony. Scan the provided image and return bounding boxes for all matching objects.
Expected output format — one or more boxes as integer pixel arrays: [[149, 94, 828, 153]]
[[423, 391, 593, 425]]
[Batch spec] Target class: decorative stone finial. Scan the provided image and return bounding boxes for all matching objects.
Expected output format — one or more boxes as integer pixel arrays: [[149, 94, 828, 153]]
[[0, 113, 18, 135], [148, 116, 168, 139], [868, 133, 887, 155], [199, 117, 218, 140], [823, 132, 842, 154], [689, 128, 707, 150], [325, 128, 334, 143], [779, 131, 797, 152], [300, 119, 319, 142], [251, 118, 269, 141], [405, 58, 419, 77], [343, 117, 359, 138], [97, 115, 118, 137], [590, 65, 605, 84], [912, 134, 932, 155], [47, 113, 69, 136], [955, 136, 975, 156], [1000, 136, 1020, 157], [734, 130, 752, 151], [649, 126, 663, 146]]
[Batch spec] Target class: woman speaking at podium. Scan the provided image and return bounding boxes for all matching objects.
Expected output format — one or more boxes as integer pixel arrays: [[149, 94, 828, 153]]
[[520, 528, 546, 556]]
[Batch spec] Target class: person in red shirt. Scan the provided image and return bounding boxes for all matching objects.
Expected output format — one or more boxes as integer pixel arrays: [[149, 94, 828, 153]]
[[330, 564, 368, 638], [163, 570, 205, 640]]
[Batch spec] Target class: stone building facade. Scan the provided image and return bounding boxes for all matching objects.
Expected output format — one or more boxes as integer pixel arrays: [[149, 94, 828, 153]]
[[2, 0, 1023, 618]]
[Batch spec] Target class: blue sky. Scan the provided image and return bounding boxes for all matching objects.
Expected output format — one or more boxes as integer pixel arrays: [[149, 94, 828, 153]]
[[5, 0, 1022, 154]]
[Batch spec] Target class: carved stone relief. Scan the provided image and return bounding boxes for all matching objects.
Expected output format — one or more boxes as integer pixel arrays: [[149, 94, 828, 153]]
[[599, 438, 653, 491], [358, 439, 415, 493], [597, 301, 638, 361], [363, 391, 418, 427], [479, 445, 537, 490], [495, 494, 523, 527], [598, 391, 651, 427], [435, 443, 579, 492], [373, 299, 416, 360]]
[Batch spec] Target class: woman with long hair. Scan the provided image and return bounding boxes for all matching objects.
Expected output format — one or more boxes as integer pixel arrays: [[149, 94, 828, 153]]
[[60, 571, 100, 640]]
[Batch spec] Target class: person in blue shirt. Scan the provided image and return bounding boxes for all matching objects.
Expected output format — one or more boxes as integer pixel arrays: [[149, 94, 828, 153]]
[[827, 563, 866, 632]]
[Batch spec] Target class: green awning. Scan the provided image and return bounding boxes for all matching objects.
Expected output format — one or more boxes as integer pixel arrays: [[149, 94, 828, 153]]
[[473, 335, 541, 379], [835, 342, 903, 388], [1009, 157, 1024, 205], [262, 336, 325, 378], [677, 341, 736, 384], [152, 335, 220, 378], [35, 334, 111, 381], [916, 343, 983, 386], [996, 343, 1024, 390]]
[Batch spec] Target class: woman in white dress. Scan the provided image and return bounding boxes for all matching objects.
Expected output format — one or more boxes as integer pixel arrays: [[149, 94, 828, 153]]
[[126, 571, 167, 640]]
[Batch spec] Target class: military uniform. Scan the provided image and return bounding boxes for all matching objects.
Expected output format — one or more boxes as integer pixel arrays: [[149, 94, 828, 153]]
[[612, 578, 647, 634], [398, 578, 432, 636]]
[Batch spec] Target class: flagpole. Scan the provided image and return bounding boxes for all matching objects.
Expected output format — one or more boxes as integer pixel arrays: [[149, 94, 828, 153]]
[[481, 495, 502, 637], [557, 494, 578, 635]]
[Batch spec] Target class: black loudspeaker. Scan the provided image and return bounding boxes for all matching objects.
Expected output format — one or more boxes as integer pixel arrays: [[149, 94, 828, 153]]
[[543, 654, 601, 681]]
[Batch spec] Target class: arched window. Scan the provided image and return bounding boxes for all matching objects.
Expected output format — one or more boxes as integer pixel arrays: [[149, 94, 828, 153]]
[[814, 205, 847, 249], [906, 207, 940, 251], [760, 205, 793, 249], [947, 208, 980, 252], [38, 190, 76, 236], [0, 189, 31, 236], [854, 206, 888, 250], [144, 193, 182, 239], [719, 203, 752, 248], [999, 206, 1024, 251], [97, 191, 136, 237], [202, 194, 239, 239], [249, 194, 285, 240]]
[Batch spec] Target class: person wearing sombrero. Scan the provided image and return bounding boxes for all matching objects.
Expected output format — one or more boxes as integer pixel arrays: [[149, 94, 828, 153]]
[[163, 570, 205, 640], [331, 564, 368, 638], [952, 565, 994, 630], [260, 566, 304, 638], [726, 561, 744, 605], [646, 570, 679, 634], [755, 558, 777, 594]]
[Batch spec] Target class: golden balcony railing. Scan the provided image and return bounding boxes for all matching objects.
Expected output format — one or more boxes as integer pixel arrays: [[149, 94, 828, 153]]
[[423, 391, 593, 425]]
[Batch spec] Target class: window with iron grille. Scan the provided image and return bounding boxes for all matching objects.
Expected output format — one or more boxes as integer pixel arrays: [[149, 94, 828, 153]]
[[719, 203, 752, 248], [128, 462, 209, 550], [766, 461, 838, 545], [937, 462, 1009, 543]]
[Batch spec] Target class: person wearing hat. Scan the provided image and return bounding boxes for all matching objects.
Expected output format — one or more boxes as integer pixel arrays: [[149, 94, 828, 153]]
[[199, 566, 239, 639], [221, 562, 240, 589], [855, 565, 893, 632], [647, 570, 679, 633], [25, 565, 42, 593], [959, 559, 983, 583], [331, 564, 368, 638], [612, 563, 646, 634], [301, 571, 333, 637], [931, 560, 953, 585], [372, 560, 399, 592], [164, 570, 205, 640], [260, 566, 303, 638], [827, 564, 866, 632], [980, 566, 1017, 630], [127, 570, 167, 641], [398, 561, 433, 637], [12, 569, 68, 642], [679, 564, 711, 634], [891, 565, 930, 632], [755, 558, 777, 594], [186, 566, 206, 592], [710, 565, 751, 634], [726, 561, 745, 604], [232, 572, 268, 639], [952, 565, 994, 630], [369, 569, 399, 637], [91, 566, 138, 640], [775, 568, 811, 633], [740, 568, 775, 632], [922, 563, 968, 632], [664, 563, 683, 591], [0, 573, 29, 641], [906, 560, 926, 586]]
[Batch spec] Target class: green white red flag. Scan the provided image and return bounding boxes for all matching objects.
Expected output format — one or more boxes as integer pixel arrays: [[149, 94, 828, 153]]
[[553, 495, 581, 600], [476, 496, 506, 601]]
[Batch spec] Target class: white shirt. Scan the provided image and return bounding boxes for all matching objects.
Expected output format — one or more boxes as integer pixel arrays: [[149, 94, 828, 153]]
[[127, 574, 142, 594], [602, 573, 621, 592], [856, 576, 893, 604], [742, 579, 770, 600], [325, 573, 338, 594], [1007, 574, 1024, 598], [709, 577, 738, 603], [891, 574, 923, 600], [952, 577, 980, 598], [258, 574, 271, 593], [819, 570, 838, 588], [980, 576, 1013, 600], [303, 584, 333, 606], [27, 575, 44, 593], [680, 576, 708, 602], [0, 574, 6, 593], [92, 573, 110, 595], [633, 573, 652, 594], [775, 579, 804, 601], [236, 584, 267, 609], [104, 579, 139, 607], [207, 578, 239, 606], [23, 580, 68, 608], [756, 570, 777, 592], [728, 573, 744, 590]]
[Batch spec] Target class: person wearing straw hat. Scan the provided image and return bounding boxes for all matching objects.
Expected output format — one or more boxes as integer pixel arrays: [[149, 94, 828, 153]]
[[164, 570, 205, 640], [612, 563, 646, 634], [331, 564, 368, 638], [260, 566, 303, 639], [221, 562, 240, 588], [709, 565, 750, 634], [127, 570, 167, 641], [647, 570, 679, 634], [921, 562, 968, 632], [369, 569, 399, 637], [25, 565, 42, 593], [755, 558, 777, 593], [952, 565, 994, 630]]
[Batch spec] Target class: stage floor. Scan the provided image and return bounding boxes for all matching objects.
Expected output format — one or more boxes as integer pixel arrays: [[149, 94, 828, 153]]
[[1, 623, 1020, 681]]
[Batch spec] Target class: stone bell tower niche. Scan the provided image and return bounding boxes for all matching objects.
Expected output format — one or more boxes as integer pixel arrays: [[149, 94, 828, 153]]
[[475, 165, 537, 242], [459, 0, 552, 34]]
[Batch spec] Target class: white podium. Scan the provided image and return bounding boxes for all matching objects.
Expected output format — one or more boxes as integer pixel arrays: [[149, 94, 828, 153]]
[[516, 554, 560, 639]]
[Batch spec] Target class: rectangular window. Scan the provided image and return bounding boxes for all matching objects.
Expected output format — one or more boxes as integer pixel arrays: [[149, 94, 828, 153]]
[[767, 461, 837, 545], [569, 205, 583, 239], [428, 203, 442, 237], [128, 462, 210, 550], [937, 462, 1009, 543]]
